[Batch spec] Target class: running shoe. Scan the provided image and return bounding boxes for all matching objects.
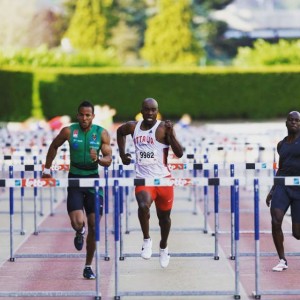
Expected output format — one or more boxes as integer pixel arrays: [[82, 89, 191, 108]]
[[272, 259, 288, 272], [83, 266, 96, 279], [141, 238, 152, 259], [159, 247, 170, 268], [74, 226, 85, 251]]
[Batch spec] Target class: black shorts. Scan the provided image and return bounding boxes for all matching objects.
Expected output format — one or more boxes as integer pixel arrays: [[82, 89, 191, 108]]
[[271, 185, 300, 223], [67, 173, 103, 216]]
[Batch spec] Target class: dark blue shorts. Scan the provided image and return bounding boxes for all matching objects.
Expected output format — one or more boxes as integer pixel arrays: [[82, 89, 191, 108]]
[[67, 173, 103, 216], [271, 185, 300, 223]]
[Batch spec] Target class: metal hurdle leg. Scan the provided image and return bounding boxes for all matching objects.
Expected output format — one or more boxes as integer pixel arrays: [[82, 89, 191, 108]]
[[230, 164, 235, 260], [118, 165, 125, 260], [202, 154, 209, 234], [125, 170, 131, 234], [234, 179, 241, 299], [33, 168, 38, 235], [253, 179, 261, 299], [94, 180, 102, 300], [9, 166, 15, 262], [104, 167, 110, 261], [114, 180, 121, 300], [20, 157, 26, 235], [213, 164, 219, 260]]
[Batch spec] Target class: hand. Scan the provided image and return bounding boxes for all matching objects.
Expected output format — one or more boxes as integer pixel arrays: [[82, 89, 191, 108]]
[[90, 148, 98, 162], [266, 192, 272, 207], [165, 120, 174, 137], [120, 153, 131, 165]]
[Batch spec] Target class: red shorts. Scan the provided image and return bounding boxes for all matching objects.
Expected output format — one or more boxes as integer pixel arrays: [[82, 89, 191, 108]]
[[135, 185, 174, 211]]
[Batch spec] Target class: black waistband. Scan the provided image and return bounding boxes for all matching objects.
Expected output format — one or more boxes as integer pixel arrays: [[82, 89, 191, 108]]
[[71, 161, 98, 171]]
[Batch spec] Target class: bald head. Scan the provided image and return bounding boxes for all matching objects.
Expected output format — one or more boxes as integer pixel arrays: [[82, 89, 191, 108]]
[[142, 98, 158, 109], [140, 98, 159, 125], [287, 111, 300, 119]]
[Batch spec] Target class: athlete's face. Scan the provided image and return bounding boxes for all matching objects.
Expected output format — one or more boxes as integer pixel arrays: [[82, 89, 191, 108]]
[[77, 106, 94, 131], [141, 100, 158, 126], [286, 111, 300, 134]]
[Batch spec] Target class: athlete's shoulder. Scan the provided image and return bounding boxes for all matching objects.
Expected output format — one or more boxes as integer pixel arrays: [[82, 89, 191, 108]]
[[277, 137, 287, 151], [121, 120, 137, 127]]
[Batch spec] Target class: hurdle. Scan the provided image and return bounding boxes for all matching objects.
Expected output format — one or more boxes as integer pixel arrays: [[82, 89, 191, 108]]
[[252, 178, 300, 299], [6, 170, 111, 262], [0, 179, 103, 299], [113, 177, 242, 299], [116, 162, 220, 260]]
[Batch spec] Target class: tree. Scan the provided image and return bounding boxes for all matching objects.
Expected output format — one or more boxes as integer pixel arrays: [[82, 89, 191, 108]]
[[192, 0, 235, 63], [64, 0, 107, 50], [106, 0, 149, 64], [26, 9, 64, 48], [141, 0, 203, 66]]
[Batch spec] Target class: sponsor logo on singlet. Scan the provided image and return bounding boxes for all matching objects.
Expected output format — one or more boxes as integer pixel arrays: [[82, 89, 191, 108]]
[[73, 129, 78, 138], [133, 135, 154, 145]]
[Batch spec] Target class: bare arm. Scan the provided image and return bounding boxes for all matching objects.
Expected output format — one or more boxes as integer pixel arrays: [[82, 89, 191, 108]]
[[266, 141, 282, 207], [98, 129, 112, 167], [117, 121, 136, 165], [42, 127, 69, 177], [164, 120, 183, 158]]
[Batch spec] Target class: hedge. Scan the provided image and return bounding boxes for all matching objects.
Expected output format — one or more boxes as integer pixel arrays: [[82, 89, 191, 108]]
[[1, 66, 300, 122]]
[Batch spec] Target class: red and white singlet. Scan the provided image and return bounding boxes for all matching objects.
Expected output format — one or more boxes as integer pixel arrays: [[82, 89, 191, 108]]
[[133, 120, 170, 178]]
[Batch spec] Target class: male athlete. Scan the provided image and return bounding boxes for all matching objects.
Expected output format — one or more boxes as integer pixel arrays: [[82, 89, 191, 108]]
[[117, 98, 183, 268], [42, 101, 112, 279]]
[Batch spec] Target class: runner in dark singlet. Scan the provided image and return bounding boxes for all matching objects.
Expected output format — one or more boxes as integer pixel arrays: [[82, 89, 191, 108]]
[[266, 111, 300, 271]]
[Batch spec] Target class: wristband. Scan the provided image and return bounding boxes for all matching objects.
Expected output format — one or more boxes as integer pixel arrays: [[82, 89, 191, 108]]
[[43, 168, 51, 175]]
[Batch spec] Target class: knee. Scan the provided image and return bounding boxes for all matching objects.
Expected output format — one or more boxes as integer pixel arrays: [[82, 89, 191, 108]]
[[271, 220, 282, 233], [71, 219, 84, 231], [138, 201, 150, 212], [159, 215, 171, 227]]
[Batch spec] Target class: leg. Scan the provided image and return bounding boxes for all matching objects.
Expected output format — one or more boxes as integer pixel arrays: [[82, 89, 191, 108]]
[[291, 195, 300, 240], [271, 207, 286, 260], [292, 223, 300, 240], [69, 209, 85, 232], [156, 208, 171, 249], [85, 212, 99, 265], [136, 190, 153, 239]]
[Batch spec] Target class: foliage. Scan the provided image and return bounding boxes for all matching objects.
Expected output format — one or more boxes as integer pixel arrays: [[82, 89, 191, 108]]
[[26, 9, 64, 48], [106, 0, 149, 64], [234, 39, 300, 66], [141, 0, 203, 66], [64, 0, 107, 50], [0, 45, 119, 67], [195, 0, 234, 10]]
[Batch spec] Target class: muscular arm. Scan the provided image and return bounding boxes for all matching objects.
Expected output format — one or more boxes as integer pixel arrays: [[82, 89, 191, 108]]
[[43, 127, 69, 177], [266, 140, 282, 207], [164, 120, 183, 158], [117, 121, 136, 165], [98, 129, 112, 167]]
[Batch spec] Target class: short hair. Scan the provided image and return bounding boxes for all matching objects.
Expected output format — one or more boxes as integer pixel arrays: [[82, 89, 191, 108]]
[[78, 101, 94, 113]]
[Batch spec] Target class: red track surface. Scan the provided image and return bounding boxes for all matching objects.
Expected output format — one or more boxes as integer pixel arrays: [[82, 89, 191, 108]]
[[0, 185, 300, 299]]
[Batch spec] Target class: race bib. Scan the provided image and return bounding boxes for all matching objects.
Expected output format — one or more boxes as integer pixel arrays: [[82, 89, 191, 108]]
[[137, 150, 158, 165]]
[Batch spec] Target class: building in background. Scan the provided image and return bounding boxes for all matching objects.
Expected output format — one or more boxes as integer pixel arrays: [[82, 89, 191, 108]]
[[212, 0, 300, 39]]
